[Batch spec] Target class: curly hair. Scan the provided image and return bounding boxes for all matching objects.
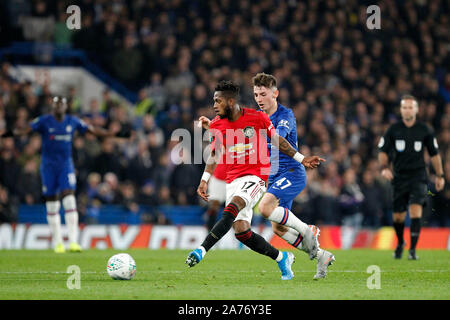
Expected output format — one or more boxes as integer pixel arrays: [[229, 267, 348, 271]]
[[214, 80, 240, 98]]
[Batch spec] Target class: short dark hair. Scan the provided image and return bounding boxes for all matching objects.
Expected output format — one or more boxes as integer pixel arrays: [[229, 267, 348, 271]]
[[252, 73, 277, 89], [400, 94, 418, 104], [214, 80, 240, 99]]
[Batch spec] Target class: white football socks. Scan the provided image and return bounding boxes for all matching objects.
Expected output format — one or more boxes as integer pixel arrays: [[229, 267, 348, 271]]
[[268, 207, 309, 235], [199, 246, 206, 257], [281, 228, 323, 256], [275, 251, 283, 262], [62, 195, 79, 244], [46, 201, 63, 246]]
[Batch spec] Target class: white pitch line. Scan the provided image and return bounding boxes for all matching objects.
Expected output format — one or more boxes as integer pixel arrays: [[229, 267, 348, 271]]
[[0, 269, 448, 275]]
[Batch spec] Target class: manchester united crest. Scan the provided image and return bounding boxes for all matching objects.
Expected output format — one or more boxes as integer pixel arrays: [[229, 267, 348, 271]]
[[243, 126, 255, 138]]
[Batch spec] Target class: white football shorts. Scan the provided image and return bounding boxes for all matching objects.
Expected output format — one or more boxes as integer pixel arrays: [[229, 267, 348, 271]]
[[225, 175, 266, 223]]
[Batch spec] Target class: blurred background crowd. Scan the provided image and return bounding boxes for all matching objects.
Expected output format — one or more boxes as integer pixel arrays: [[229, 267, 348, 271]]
[[0, 0, 449, 227]]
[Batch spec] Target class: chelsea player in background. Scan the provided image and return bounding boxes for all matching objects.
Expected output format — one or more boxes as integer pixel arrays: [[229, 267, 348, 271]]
[[2, 96, 127, 253], [253, 73, 335, 280]]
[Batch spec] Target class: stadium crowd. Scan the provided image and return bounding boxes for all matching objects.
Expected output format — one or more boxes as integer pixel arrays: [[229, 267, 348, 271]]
[[0, 0, 449, 227]]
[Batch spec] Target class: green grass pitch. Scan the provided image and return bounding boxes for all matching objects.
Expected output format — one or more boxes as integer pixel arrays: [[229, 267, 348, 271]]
[[0, 249, 449, 300]]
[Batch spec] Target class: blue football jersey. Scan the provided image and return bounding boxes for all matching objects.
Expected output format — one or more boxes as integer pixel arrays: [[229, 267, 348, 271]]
[[31, 114, 89, 164], [266, 103, 303, 176], [262, 103, 307, 210]]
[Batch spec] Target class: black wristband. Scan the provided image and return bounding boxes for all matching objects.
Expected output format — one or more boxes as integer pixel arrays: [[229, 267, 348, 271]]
[[437, 173, 444, 178]]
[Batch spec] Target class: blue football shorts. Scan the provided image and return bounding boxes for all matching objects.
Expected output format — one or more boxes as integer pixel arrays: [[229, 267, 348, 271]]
[[40, 160, 77, 196], [267, 166, 307, 210]]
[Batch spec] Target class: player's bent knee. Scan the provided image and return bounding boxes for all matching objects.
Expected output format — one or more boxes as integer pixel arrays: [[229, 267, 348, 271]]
[[258, 202, 271, 218], [257, 194, 278, 218], [409, 204, 423, 218], [233, 220, 250, 234], [44, 195, 59, 202], [45, 200, 60, 215], [230, 196, 246, 211], [393, 212, 406, 223], [62, 194, 77, 212], [60, 189, 74, 198]]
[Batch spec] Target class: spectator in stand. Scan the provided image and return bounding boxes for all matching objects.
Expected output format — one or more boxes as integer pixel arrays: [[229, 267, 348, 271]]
[[138, 114, 163, 138], [53, 10, 72, 46], [152, 153, 171, 192], [85, 172, 101, 204], [170, 148, 201, 205], [0, 184, 17, 222], [93, 137, 124, 178], [99, 89, 119, 117], [360, 169, 384, 228], [339, 168, 365, 249], [67, 86, 82, 114], [112, 35, 144, 89], [134, 88, 156, 119], [117, 180, 140, 224], [16, 159, 42, 205], [0, 137, 21, 196], [138, 180, 158, 208], [103, 172, 120, 204], [147, 129, 165, 165], [158, 186, 173, 206], [146, 72, 166, 111], [126, 138, 153, 187]]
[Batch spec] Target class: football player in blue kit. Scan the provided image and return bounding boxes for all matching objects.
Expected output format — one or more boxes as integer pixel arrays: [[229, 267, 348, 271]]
[[2, 96, 127, 253], [253, 73, 335, 280]]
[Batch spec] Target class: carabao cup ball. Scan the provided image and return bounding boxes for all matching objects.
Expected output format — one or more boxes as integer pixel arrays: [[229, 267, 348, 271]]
[[106, 253, 136, 280]]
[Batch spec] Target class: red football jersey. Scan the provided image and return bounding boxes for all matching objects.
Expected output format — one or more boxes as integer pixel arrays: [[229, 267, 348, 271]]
[[213, 163, 227, 181], [209, 108, 275, 183]]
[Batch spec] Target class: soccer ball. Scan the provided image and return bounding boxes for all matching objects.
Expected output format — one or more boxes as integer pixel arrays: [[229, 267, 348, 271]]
[[106, 253, 136, 280]]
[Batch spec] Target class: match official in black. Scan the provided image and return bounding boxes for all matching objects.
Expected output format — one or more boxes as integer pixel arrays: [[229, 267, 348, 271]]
[[378, 95, 445, 260]]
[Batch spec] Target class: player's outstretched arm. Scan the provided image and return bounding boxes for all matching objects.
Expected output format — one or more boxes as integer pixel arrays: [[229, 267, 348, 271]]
[[197, 151, 218, 202], [271, 133, 325, 169], [87, 124, 131, 138]]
